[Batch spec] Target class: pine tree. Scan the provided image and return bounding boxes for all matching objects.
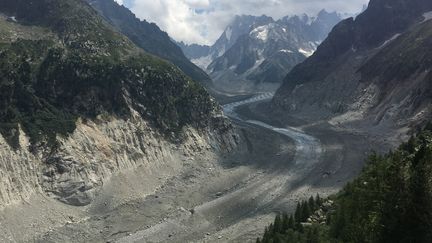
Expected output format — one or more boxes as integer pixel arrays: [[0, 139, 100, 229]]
[[273, 214, 282, 234], [315, 194, 322, 207], [288, 215, 295, 229], [307, 227, 320, 243], [330, 204, 345, 238], [301, 201, 311, 222], [282, 213, 289, 232], [263, 226, 270, 241], [404, 147, 432, 242], [295, 202, 302, 223], [305, 228, 313, 243], [309, 196, 316, 211]]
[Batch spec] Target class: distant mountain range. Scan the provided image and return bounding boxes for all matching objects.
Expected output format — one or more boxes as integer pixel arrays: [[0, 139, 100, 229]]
[[178, 15, 275, 70], [178, 10, 343, 92]]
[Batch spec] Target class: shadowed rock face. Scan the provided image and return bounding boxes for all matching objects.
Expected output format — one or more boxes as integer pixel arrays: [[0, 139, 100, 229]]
[[0, 0, 239, 207], [274, 0, 432, 129]]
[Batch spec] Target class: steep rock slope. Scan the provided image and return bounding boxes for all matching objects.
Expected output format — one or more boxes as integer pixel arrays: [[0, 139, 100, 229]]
[[274, 0, 432, 131], [86, 0, 212, 87], [0, 0, 238, 208], [208, 11, 342, 92]]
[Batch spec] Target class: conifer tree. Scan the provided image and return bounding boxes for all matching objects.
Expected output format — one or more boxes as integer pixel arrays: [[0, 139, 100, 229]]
[[288, 215, 295, 229], [273, 214, 282, 234], [315, 194, 322, 207], [282, 213, 289, 232], [301, 201, 311, 221], [308, 196, 315, 211], [295, 202, 302, 223]]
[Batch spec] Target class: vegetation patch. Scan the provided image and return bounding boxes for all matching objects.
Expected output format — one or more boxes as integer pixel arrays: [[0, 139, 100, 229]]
[[0, 0, 217, 150], [257, 125, 432, 243]]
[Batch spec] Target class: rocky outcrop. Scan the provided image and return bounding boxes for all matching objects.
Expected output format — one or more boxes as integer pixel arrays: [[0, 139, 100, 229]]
[[0, 126, 40, 207], [0, 113, 239, 207]]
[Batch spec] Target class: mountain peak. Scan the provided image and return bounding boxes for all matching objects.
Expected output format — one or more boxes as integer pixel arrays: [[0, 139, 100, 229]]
[[317, 9, 330, 16]]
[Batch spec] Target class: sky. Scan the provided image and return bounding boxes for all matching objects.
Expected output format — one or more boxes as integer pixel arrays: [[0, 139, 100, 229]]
[[114, 0, 369, 46]]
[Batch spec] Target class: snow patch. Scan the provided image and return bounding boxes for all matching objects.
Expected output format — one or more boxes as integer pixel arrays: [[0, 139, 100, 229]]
[[6, 16, 17, 22], [191, 55, 213, 70], [423, 11, 432, 22], [114, 0, 123, 5], [279, 49, 294, 54], [298, 48, 314, 57], [229, 65, 236, 70], [225, 27, 232, 42], [250, 25, 270, 42], [377, 33, 400, 49]]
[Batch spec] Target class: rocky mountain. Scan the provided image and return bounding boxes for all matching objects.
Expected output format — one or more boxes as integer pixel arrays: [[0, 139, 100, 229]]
[[273, 0, 432, 134], [179, 11, 342, 92], [0, 0, 238, 211], [179, 15, 274, 70], [207, 11, 342, 92], [86, 0, 212, 87]]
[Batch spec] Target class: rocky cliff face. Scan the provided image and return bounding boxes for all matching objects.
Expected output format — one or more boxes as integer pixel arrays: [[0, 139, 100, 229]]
[[274, 0, 432, 131], [0, 0, 239, 208], [0, 113, 238, 208]]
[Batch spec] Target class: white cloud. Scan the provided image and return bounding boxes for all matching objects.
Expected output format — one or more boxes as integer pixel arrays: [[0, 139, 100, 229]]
[[130, 0, 369, 45], [114, 0, 124, 5]]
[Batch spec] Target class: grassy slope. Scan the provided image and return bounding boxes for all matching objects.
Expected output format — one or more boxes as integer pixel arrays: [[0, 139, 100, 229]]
[[0, 0, 217, 148]]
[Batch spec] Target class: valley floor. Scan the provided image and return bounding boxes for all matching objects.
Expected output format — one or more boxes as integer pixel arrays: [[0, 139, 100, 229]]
[[1, 94, 387, 243]]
